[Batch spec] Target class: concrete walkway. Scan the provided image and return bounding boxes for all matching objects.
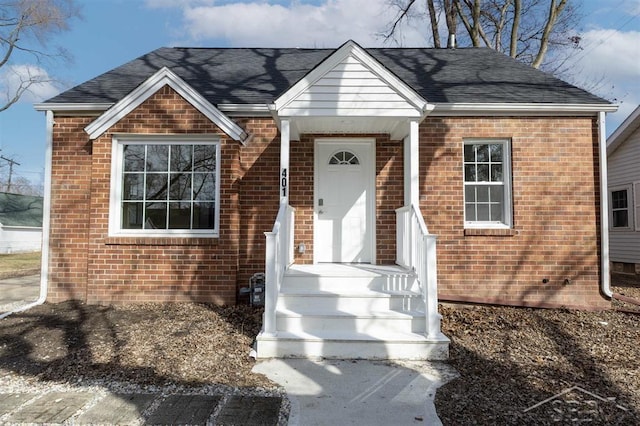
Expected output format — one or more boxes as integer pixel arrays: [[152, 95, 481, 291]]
[[0, 274, 40, 313], [0, 389, 283, 425], [253, 358, 457, 425]]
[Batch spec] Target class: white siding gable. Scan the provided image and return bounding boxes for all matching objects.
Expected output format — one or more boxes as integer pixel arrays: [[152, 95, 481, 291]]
[[275, 41, 428, 119]]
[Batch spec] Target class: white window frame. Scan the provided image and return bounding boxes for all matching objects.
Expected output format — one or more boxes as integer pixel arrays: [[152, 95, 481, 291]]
[[463, 139, 512, 229], [609, 184, 633, 231], [109, 134, 221, 238], [634, 181, 640, 232]]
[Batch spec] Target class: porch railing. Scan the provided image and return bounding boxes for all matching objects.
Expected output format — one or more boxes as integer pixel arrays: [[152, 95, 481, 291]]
[[263, 198, 295, 336], [396, 204, 442, 340]]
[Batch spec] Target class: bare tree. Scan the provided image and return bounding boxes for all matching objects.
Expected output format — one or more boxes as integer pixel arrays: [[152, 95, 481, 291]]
[[382, 0, 581, 71], [0, 0, 80, 112]]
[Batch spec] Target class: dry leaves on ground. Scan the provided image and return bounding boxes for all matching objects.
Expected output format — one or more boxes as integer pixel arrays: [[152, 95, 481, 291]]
[[435, 273, 640, 425], [0, 302, 273, 390]]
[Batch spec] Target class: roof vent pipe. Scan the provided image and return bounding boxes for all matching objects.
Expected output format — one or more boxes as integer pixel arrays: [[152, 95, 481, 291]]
[[448, 34, 456, 49]]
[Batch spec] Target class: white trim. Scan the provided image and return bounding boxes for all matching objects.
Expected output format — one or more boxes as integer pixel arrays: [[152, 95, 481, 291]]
[[313, 138, 376, 264], [280, 119, 290, 203], [598, 111, 612, 298], [34, 102, 112, 112], [607, 105, 640, 156], [218, 104, 272, 116], [463, 139, 513, 229], [432, 103, 617, 116], [108, 134, 221, 238], [84, 67, 249, 143], [608, 184, 633, 230], [274, 40, 429, 115], [634, 181, 640, 232]]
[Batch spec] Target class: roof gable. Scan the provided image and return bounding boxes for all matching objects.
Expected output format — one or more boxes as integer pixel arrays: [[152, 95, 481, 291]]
[[274, 40, 429, 117], [607, 106, 640, 156], [85, 67, 248, 143]]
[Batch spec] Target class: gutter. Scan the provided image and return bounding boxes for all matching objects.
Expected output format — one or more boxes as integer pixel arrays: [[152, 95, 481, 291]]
[[598, 111, 613, 299], [0, 111, 53, 320]]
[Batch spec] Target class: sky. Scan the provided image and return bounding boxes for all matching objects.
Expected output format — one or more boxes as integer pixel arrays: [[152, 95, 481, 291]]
[[0, 0, 638, 189]]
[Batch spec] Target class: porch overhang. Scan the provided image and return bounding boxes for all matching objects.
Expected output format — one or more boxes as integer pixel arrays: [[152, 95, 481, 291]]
[[268, 111, 433, 141], [270, 40, 433, 140]]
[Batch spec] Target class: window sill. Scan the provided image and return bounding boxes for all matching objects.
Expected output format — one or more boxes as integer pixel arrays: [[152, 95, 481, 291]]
[[104, 236, 219, 246], [464, 228, 518, 237]]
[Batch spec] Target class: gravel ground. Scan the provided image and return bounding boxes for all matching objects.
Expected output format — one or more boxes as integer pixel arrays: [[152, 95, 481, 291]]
[[0, 273, 638, 425]]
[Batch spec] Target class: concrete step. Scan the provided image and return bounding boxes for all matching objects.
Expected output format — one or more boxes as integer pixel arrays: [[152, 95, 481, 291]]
[[275, 307, 426, 334], [255, 330, 449, 360], [277, 289, 424, 312], [282, 264, 419, 293]]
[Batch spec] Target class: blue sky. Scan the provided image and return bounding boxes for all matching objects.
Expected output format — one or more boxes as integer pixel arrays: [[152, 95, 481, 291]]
[[0, 0, 638, 188]]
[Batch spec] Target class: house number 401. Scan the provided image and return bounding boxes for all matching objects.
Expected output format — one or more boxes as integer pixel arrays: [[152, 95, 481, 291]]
[[281, 168, 288, 197]]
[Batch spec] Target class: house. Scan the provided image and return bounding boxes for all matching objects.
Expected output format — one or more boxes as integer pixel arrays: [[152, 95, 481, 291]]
[[607, 106, 640, 275], [0, 192, 43, 254], [35, 40, 616, 360]]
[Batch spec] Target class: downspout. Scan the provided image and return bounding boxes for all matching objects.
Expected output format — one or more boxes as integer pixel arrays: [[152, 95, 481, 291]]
[[0, 110, 52, 320], [598, 110, 612, 299]]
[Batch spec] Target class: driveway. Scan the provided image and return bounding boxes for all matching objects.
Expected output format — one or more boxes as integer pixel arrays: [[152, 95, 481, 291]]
[[0, 275, 40, 313]]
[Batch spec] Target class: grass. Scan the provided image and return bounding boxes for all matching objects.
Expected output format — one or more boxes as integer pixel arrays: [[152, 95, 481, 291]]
[[0, 252, 41, 276]]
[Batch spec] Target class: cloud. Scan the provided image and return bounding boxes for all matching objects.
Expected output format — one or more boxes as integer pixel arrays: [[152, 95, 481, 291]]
[[161, 0, 428, 48], [0, 64, 61, 105]]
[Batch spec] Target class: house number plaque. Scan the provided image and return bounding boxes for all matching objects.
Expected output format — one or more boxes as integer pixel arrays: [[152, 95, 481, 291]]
[[281, 168, 288, 197]]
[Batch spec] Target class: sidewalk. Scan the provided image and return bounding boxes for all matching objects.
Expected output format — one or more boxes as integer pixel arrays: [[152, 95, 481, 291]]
[[0, 388, 283, 425], [0, 358, 455, 425], [0, 274, 40, 313]]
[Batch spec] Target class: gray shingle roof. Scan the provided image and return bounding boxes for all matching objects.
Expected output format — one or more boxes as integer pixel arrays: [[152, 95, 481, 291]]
[[45, 45, 609, 106], [0, 193, 43, 228]]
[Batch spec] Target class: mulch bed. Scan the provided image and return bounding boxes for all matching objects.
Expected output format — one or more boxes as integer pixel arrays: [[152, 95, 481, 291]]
[[434, 273, 640, 425], [0, 273, 638, 425]]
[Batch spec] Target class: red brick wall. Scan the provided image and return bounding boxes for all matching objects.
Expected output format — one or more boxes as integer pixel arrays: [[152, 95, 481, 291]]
[[420, 116, 608, 309], [48, 116, 94, 301], [47, 89, 607, 309]]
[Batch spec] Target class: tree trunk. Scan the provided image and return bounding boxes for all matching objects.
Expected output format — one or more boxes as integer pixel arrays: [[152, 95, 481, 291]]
[[531, 0, 567, 68], [509, 0, 521, 57], [426, 0, 441, 48]]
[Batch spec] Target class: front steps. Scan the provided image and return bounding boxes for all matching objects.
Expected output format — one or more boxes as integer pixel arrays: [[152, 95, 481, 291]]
[[255, 264, 449, 360]]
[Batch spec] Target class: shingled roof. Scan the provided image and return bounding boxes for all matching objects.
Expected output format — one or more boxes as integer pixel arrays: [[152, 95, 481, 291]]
[[44, 44, 609, 106]]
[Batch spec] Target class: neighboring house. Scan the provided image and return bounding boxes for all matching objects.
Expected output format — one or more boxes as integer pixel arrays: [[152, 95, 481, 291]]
[[35, 40, 616, 360], [0, 192, 43, 254], [607, 106, 640, 275]]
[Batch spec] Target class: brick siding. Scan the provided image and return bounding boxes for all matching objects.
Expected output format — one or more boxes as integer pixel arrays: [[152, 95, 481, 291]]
[[421, 116, 608, 310], [46, 85, 608, 309]]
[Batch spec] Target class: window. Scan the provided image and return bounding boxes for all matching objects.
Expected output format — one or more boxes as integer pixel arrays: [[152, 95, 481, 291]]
[[110, 136, 220, 237], [463, 140, 512, 228], [611, 189, 629, 228], [609, 185, 638, 230], [329, 150, 360, 165]]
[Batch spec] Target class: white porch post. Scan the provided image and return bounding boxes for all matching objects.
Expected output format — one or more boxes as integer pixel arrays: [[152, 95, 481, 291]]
[[404, 119, 420, 206], [280, 119, 290, 203]]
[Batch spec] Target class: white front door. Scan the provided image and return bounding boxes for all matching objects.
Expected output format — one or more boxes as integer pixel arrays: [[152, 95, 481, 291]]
[[315, 139, 375, 263]]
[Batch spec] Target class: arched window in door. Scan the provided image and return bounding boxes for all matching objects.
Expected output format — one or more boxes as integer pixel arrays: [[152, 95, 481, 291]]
[[328, 150, 360, 165]]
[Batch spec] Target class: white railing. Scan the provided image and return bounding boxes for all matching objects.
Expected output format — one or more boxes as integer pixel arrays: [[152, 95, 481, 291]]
[[263, 198, 295, 336], [396, 204, 442, 339]]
